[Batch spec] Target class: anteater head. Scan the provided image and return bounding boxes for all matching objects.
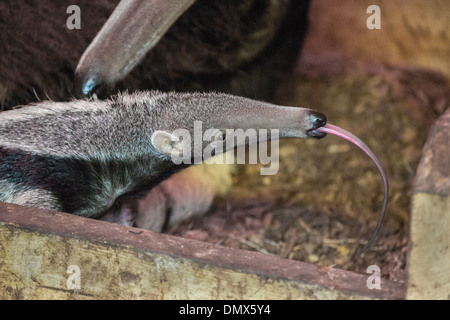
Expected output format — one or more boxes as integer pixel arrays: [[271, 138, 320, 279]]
[[0, 91, 325, 217], [146, 92, 326, 164]]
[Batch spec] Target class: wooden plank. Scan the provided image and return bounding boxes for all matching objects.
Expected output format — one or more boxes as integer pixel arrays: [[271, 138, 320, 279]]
[[0, 202, 405, 300], [408, 108, 450, 299]]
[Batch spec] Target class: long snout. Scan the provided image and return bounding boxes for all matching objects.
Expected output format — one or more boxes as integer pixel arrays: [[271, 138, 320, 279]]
[[75, 0, 196, 97], [166, 92, 328, 140]]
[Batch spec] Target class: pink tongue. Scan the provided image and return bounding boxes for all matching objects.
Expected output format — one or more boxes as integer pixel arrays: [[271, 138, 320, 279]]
[[317, 123, 389, 254]]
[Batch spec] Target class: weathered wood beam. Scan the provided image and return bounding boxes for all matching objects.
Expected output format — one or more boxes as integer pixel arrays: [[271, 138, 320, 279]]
[[0, 202, 405, 299], [408, 108, 450, 299]]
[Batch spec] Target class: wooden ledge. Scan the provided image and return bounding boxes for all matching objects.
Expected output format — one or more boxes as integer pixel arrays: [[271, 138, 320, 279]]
[[0, 202, 405, 299], [408, 108, 450, 299]]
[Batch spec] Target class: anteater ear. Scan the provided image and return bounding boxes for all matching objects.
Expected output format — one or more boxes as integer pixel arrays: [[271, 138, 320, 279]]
[[151, 131, 179, 156], [151, 130, 189, 162]]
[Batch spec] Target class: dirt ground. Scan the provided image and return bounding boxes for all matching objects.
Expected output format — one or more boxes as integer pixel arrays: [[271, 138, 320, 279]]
[[169, 55, 449, 283]]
